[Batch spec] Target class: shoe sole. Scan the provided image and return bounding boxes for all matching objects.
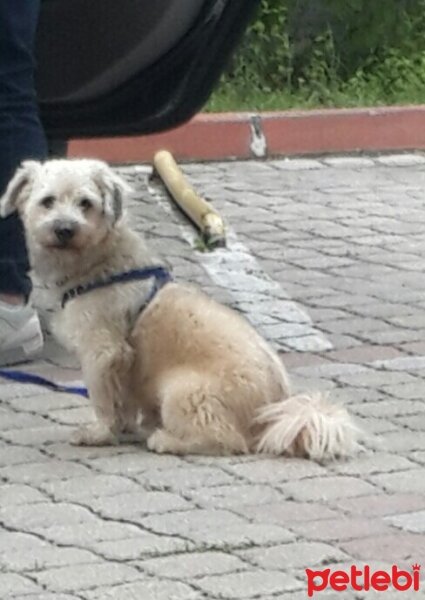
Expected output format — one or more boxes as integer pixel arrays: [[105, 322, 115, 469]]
[[0, 314, 44, 366]]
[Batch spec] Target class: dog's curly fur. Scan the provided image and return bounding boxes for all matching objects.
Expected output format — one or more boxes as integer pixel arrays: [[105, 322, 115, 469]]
[[1, 159, 359, 460]]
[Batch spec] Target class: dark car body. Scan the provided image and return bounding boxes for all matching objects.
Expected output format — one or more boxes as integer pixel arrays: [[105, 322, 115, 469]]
[[36, 0, 260, 140]]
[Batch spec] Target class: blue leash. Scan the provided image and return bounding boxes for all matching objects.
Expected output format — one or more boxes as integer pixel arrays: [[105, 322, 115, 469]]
[[0, 368, 89, 398]]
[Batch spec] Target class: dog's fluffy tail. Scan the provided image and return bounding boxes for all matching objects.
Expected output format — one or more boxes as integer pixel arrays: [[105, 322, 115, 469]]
[[255, 393, 359, 462]]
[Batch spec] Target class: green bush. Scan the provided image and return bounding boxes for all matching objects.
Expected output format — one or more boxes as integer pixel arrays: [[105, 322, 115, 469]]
[[208, 0, 425, 110]]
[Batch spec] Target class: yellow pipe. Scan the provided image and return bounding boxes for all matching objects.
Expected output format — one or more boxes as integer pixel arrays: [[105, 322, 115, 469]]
[[153, 150, 226, 248]]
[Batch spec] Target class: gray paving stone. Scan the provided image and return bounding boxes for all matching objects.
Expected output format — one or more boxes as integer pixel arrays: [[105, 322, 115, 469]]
[[333, 493, 425, 517], [278, 476, 378, 501], [0, 531, 47, 555], [272, 158, 325, 170], [187, 483, 284, 509], [284, 333, 333, 352], [13, 596, 80, 600], [410, 450, 425, 465], [34, 562, 142, 593], [384, 510, 425, 534], [353, 399, 425, 418], [43, 442, 139, 461], [293, 362, 370, 378], [0, 383, 52, 401], [370, 469, 425, 494], [48, 406, 93, 425], [0, 483, 47, 506], [239, 541, 349, 569], [382, 381, 425, 402], [34, 520, 144, 548], [235, 501, 341, 525], [340, 530, 425, 563], [377, 431, 425, 453], [0, 425, 74, 447], [0, 460, 91, 484], [139, 551, 246, 579], [0, 445, 48, 466], [91, 534, 192, 560], [87, 451, 186, 474], [354, 416, 398, 435], [0, 411, 50, 431], [328, 453, 416, 476], [140, 509, 294, 549], [226, 457, 326, 483], [357, 593, 422, 600], [376, 153, 425, 165], [136, 466, 236, 492], [1, 545, 98, 572], [7, 392, 85, 412], [289, 515, 392, 542], [336, 370, 418, 388], [0, 502, 97, 530], [323, 156, 375, 167], [373, 354, 425, 371], [0, 573, 42, 596], [360, 328, 424, 345], [195, 569, 302, 598], [397, 413, 425, 431], [82, 579, 201, 600], [89, 490, 192, 520], [40, 473, 141, 501]]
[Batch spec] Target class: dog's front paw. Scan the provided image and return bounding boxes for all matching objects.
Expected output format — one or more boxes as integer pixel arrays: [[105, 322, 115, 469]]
[[147, 429, 180, 454], [70, 423, 118, 446], [147, 429, 168, 453]]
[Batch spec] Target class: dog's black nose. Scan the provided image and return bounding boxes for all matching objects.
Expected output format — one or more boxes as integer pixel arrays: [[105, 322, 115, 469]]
[[54, 225, 75, 244]]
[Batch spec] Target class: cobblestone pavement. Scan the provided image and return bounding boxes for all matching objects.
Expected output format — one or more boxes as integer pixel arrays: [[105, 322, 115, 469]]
[[1, 154, 425, 599]]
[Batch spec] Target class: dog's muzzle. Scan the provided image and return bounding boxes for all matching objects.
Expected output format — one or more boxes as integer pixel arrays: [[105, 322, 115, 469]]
[[53, 221, 78, 245]]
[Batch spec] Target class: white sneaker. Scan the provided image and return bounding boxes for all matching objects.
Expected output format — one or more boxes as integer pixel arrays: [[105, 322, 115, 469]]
[[0, 301, 44, 365]]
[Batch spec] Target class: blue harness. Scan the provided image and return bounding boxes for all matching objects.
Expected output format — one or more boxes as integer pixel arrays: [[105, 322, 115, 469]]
[[61, 265, 172, 308], [0, 265, 172, 397]]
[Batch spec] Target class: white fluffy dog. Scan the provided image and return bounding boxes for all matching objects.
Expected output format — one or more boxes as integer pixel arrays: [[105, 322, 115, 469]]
[[0, 159, 358, 460]]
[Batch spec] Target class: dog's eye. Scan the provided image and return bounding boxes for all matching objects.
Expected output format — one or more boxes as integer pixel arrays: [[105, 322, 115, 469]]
[[79, 198, 92, 211], [40, 196, 55, 209]]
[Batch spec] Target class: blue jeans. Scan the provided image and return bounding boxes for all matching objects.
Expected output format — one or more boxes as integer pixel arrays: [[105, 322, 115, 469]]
[[0, 0, 47, 298]]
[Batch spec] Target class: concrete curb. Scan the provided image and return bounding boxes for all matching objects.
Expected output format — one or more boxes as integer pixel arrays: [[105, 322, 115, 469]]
[[68, 105, 425, 163]]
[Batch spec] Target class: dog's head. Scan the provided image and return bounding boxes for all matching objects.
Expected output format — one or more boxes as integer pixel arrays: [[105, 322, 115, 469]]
[[0, 159, 131, 253]]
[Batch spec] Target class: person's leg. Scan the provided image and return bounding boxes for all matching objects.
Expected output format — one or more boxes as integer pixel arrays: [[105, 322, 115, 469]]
[[0, 0, 48, 361]]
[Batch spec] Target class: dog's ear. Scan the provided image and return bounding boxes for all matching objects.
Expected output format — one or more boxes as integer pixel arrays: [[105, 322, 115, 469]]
[[93, 165, 132, 225], [0, 161, 41, 217]]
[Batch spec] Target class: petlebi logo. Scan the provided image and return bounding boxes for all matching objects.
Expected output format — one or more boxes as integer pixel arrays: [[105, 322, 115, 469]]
[[305, 564, 421, 597]]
